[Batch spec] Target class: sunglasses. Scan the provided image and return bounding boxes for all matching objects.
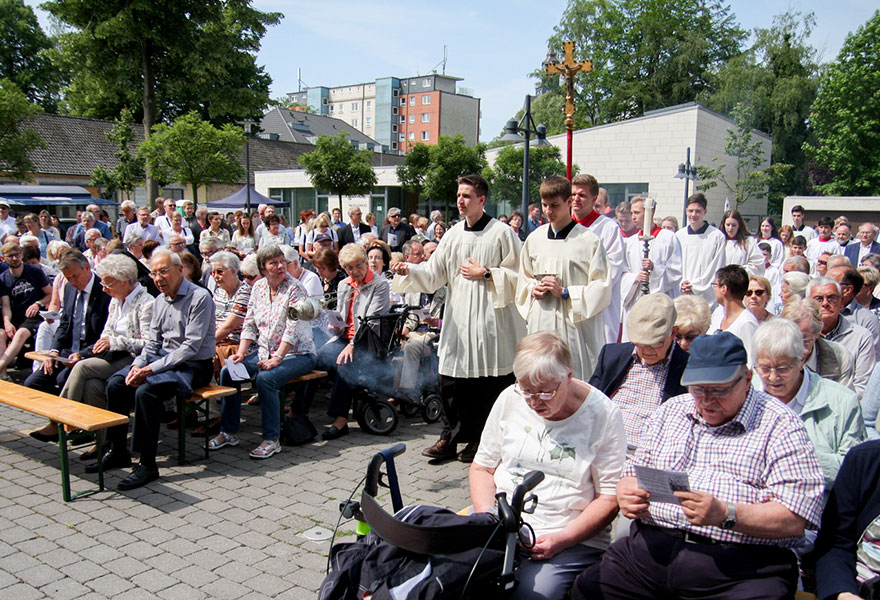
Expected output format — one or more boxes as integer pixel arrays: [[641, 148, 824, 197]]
[[745, 289, 765, 297]]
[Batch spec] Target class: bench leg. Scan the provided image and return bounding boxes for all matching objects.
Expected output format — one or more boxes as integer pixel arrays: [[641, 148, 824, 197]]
[[203, 400, 209, 460], [177, 396, 186, 466], [58, 427, 72, 502]]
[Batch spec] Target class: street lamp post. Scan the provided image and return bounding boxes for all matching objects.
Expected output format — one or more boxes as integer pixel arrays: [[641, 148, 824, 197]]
[[675, 147, 698, 226], [240, 119, 258, 214], [501, 95, 550, 220], [543, 41, 592, 180]]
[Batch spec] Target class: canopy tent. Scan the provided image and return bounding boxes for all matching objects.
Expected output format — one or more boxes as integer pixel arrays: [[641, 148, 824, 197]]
[[0, 184, 116, 206], [207, 185, 286, 209]]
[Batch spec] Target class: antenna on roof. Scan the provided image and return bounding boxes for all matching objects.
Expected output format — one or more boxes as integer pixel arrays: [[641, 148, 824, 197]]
[[429, 45, 448, 76]]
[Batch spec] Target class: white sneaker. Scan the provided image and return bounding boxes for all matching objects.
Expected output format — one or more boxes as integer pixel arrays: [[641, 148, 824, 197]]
[[208, 432, 239, 450], [249, 439, 281, 459]]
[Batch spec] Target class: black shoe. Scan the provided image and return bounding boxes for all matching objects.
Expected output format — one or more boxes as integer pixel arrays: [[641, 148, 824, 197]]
[[29, 430, 58, 443], [117, 464, 159, 491], [80, 447, 99, 461], [457, 442, 479, 463], [85, 450, 132, 474], [321, 424, 349, 440]]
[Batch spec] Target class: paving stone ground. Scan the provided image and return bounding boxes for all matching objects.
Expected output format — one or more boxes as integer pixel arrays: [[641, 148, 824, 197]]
[[0, 378, 471, 598]]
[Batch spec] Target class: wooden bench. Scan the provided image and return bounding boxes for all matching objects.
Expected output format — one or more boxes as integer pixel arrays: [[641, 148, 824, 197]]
[[179, 385, 237, 465], [279, 370, 328, 421], [0, 379, 129, 502]]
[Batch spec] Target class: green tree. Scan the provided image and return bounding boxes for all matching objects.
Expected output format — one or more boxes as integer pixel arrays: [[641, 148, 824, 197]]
[[0, 79, 45, 181], [299, 133, 378, 212], [483, 145, 573, 207], [490, 93, 567, 144], [138, 111, 244, 206], [0, 0, 61, 111], [542, 0, 744, 127], [706, 10, 819, 208], [697, 103, 788, 208], [422, 135, 486, 216], [396, 143, 431, 200], [804, 11, 880, 195], [91, 108, 145, 201], [44, 0, 281, 199]]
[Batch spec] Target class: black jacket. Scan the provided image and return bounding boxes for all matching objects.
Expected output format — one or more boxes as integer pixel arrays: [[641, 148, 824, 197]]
[[379, 223, 415, 252], [52, 275, 112, 356], [337, 223, 372, 249], [589, 342, 689, 402]]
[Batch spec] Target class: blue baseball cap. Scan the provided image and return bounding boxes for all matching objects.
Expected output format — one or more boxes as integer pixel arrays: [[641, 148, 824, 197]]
[[680, 332, 748, 386]]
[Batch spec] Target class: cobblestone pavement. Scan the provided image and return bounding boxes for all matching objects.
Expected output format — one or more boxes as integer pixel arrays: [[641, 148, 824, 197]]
[[0, 380, 471, 599]]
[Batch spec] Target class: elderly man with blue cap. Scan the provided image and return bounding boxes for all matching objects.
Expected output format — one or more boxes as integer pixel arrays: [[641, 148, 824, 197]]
[[571, 331, 826, 600]]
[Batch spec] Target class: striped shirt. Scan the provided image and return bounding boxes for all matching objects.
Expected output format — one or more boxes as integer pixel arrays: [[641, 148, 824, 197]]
[[625, 387, 825, 546], [611, 351, 669, 450]]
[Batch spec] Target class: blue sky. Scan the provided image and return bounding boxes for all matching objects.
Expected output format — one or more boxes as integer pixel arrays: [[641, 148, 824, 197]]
[[26, 0, 878, 141]]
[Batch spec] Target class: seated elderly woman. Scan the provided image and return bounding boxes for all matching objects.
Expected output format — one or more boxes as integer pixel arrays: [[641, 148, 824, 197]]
[[752, 318, 866, 492], [777, 271, 811, 313], [672, 294, 711, 352], [28, 254, 154, 451], [319, 243, 390, 440], [470, 332, 626, 600], [213, 245, 316, 459]]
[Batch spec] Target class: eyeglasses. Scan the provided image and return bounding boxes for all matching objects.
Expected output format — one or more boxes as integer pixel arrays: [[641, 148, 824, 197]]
[[242, 274, 258, 282], [690, 373, 745, 399], [675, 332, 700, 344], [811, 294, 840, 304], [514, 382, 561, 402], [755, 364, 798, 377], [745, 289, 765, 297], [211, 269, 228, 276], [150, 266, 175, 278]]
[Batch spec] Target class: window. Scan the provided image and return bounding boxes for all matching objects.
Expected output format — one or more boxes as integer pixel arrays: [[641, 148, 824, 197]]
[[409, 132, 415, 141], [351, 119, 358, 128], [322, 98, 328, 105], [329, 104, 334, 113], [392, 89, 399, 97], [392, 142, 398, 150], [399, 98, 406, 106], [366, 117, 371, 126], [421, 113, 430, 123], [604, 183, 650, 208], [392, 124, 398, 132], [409, 96, 416, 106], [351, 102, 358, 111], [399, 115, 405, 124], [392, 107, 398, 115], [338, 104, 344, 113], [409, 114, 415, 124], [399, 133, 405, 141], [366, 100, 372, 109], [423, 78, 431, 87], [422, 95, 431, 105], [421, 131, 430, 141]]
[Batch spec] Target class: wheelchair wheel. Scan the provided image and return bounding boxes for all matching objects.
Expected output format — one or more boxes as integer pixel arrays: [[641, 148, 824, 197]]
[[399, 398, 421, 418], [421, 393, 442, 424], [357, 399, 398, 435]]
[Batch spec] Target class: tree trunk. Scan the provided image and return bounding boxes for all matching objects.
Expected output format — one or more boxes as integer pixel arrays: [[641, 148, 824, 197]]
[[140, 38, 159, 205], [338, 193, 343, 213]]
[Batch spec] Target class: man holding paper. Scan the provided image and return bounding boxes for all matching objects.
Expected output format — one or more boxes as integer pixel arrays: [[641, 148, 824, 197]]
[[572, 332, 826, 600]]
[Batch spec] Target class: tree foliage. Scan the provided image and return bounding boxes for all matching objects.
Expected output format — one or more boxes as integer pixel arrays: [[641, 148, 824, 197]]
[[299, 133, 378, 212], [396, 143, 431, 199], [483, 145, 573, 206], [91, 108, 145, 201], [706, 10, 819, 207], [0, 0, 61, 111], [492, 93, 567, 143], [541, 0, 744, 127], [422, 136, 487, 214], [0, 79, 45, 181], [804, 11, 880, 196], [696, 104, 788, 208], [138, 111, 244, 206]]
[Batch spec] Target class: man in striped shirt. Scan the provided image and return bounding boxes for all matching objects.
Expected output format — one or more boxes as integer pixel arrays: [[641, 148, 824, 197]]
[[572, 332, 825, 600]]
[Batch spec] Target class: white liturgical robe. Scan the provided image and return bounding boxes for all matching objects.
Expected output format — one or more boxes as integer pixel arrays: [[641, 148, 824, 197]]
[[725, 238, 765, 276], [515, 223, 611, 380], [583, 214, 627, 344], [391, 214, 526, 378], [675, 224, 727, 307]]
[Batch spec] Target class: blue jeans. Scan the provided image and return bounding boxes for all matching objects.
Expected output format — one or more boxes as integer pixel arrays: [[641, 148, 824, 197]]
[[219, 351, 316, 441]]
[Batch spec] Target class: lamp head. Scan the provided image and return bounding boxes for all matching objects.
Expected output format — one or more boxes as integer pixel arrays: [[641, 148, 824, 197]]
[[500, 120, 524, 143], [675, 163, 686, 179]]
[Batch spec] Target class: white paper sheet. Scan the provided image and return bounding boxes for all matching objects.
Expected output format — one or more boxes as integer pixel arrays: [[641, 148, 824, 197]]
[[634, 465, 691, 505], [224, 357, 251, 382]]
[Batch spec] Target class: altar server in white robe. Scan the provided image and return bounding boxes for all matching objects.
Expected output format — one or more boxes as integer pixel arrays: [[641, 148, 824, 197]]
[[391, 174, 526, 464], [571, 174, 627, 344], [722, 209, 764, 276], [516, 176, 611, 380], [675, 192, 727, 308], [620, 196, 682, 340]]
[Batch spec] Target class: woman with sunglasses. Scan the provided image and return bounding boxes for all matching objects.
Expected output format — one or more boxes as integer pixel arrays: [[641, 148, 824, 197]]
[[469, 332, 626, 600], [745, 275, 774, 322], [672, 295, 711, 353]]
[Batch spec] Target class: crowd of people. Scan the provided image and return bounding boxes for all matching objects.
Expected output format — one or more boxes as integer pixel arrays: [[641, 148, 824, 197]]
[[5, 178, 880, 599]]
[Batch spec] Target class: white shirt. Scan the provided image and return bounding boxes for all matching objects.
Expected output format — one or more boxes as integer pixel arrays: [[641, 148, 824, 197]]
[[711, 305, 759, 363], [114, 282, 143, 337], [56, 273, 96, 352]]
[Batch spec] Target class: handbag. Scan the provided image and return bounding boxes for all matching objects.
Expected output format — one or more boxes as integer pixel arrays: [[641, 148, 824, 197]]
[[280, 414, 318, 446]]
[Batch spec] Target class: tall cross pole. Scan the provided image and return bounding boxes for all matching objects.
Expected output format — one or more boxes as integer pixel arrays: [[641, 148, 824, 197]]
[[544, 41, 592, 180]]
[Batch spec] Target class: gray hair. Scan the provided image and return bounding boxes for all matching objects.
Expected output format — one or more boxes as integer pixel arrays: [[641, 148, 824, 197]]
[[57, 249, 90, 271], [807, 276, 841, 298], [780, 296, 823, 337], [123, 231, 143, 246], [19, 234, 38, 246], [781, 272, 810, 298], [280, 244, 299, 264], [85, 227, 102, 240], [863, 254, 880, 270], [256, 244, 285, 273], [209, 251, 240, 272], [513, 332, 572, 389], [752, 318, 805, 365], [858, 265, 880, 288], [827, 255, 851, 269], [81, 212, 96, 223], [673, 295, 712, 334], [95, 253, 139, 285], [430, 210, 443, 222], [46, 240, 69, 262], [150, 247, 182, 266], [169, 234, 186, 245], [241, 254, 260, 277], [196, 207, 208, 217], [199, 237, 220, 252], [93, 237, 109, 251], [120, 200, 136, 211], [783, 256, 809, 274]]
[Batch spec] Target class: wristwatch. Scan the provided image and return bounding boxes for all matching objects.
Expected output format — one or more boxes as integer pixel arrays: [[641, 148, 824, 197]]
[[483, 268, 492, 280], [720, 502, 737, 530]]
